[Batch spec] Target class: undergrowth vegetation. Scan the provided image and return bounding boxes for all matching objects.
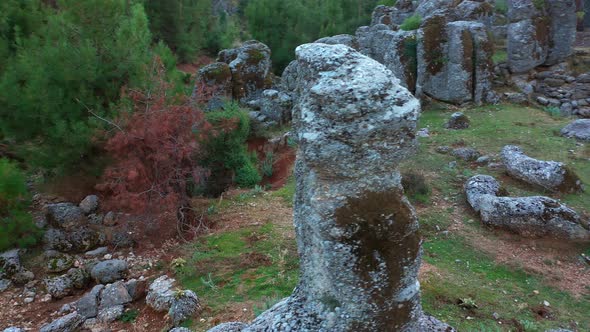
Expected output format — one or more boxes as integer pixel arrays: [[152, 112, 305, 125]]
[[0, 158, 41, 251]]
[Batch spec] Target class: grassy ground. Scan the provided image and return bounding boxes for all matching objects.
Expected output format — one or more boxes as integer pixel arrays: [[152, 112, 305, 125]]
[[178, 104, 589, 331]]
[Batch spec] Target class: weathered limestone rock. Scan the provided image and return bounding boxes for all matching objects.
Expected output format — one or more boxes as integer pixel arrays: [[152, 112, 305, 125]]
[[194, 62, 233, 100], [257, 89, 293, 125], [99, 281, 132, 309], [146, 275, 201, 326], [415, 0, 458, 19], [417, 18, 495, 104], [45, 203, 86, 230], [465, 175, 589, 240], [0, 249, 35, 285], [207, 323, 247, 332], [545, 0, 577, 65], [371, 1, 416, 27], [79, 195, 99, 215], [455, 0, 494, 23], [218, 40, 272, 102], [74, 284, 104, 318], [354, 27, 418, 92], [90, 259, 127, 284], [445, 112, 470, 129], [210, 44, 453, 331], [39, 312, 84, 332], [561, 119, 590, 141], [506, 0, 550, 73], [501, 146, 583, 193], [315, 34, 359, 50]]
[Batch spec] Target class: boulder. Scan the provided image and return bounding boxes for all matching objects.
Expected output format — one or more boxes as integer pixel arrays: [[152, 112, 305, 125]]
[[452, 147, 481, 161], [501, 145, 583, 193], [465, 175, 589, 240], [507, 18, 549, 73], [45, 203, 86, 230], [146, 276, 201, 326], [67, 268, 90, 289], [194, 62, 233, 99], [99, 281, 132, 309], [68, 226, 104, 252], [97, 305, 124, 323], [90, 259, 128, 284], [218, 40, 272, 102], [545, 0, 576, 65], [416, 0, 457, 19], [146, 275, 176, 311], [170, 290, 201, 326], [44, 275, 74, 299], [445, 112, 470, 129], [256, 89, 293, 125], [39, 312, 84, 332], [46, 253, 74, 274], [43, 228, 72, 252], [455, 1, 494, 23], [74, 284, 104, 318], [561, 119, 590, 141], [371, 2, 415, 27], [0, 279, 13, 292], [79, 195, 99, 214], [417, 18, 494, 104], [3, 328, 23, 332], [85, 247, 108, 258], [0, 249, 34, 285], [125, 278, 147, 301]]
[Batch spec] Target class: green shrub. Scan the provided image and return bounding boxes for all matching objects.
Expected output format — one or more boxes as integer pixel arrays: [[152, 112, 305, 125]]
[[0, 158, 41, 251], [203, 102, 261, 193], [400, 14, 422, 31]]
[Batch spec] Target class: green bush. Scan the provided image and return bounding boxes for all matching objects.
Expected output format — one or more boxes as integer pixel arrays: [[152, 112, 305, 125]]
[[203, 102, 261, 193], [0, 0, 152, 172], [400, 14, 422, 31], [0, 158, 41, 251]]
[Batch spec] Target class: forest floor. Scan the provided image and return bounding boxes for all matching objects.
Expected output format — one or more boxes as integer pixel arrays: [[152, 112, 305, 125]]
[[174, 103, 589, 332]]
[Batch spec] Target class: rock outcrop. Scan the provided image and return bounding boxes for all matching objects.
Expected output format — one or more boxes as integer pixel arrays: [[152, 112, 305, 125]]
[[501, 145, 583, 193], [209, 43, 453, 331], [561, 119, 590, 141], [465, 175, 589, 241], [217, 40, 273, 102]]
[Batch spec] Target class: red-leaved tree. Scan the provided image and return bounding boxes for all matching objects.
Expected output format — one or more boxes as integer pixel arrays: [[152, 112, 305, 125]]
[[96, 57, 212, 230]]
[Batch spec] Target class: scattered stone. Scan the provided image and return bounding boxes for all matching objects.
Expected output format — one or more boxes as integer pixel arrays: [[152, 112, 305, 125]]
[[501, 145, 583, 193], [23, 297, 34, 304], [85, 247, 108, 258], [111, 231, 135, 249], [43, 228, 72, 252], [0, 279, 13, 292], [79, 195, 99, 214], [99, 281, 132, 309], [11, 269, 35, 285], [45, 203, 86, 230], [3, 328, 23, 332], [146, 275, 176, 311], [1, 250, 36, 285], [39, 312, 84, 332], [67, 268, 90, 289], [445, 112, 470, 129], [74, 284, 104, 319], [465, 175, 589, 240], [44, 275, 74, 299], [46, 253, 74, 273], [436, 146, 451, 154], [103, 211, 117, 226], [91, 260, 128, 284], [475, 156, 491, 165], [561, 119, 590, 142], [452, 147, 481, 161], [125, 278, 147, 301], [417, 128, 430, 137], [87, 213, 104, 225], [97, 305, 124, 323], [504, 92, 528, 104], [170, 290, 201, 326], [68, 226, 104, 252], [170, 328, 194, 332]]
